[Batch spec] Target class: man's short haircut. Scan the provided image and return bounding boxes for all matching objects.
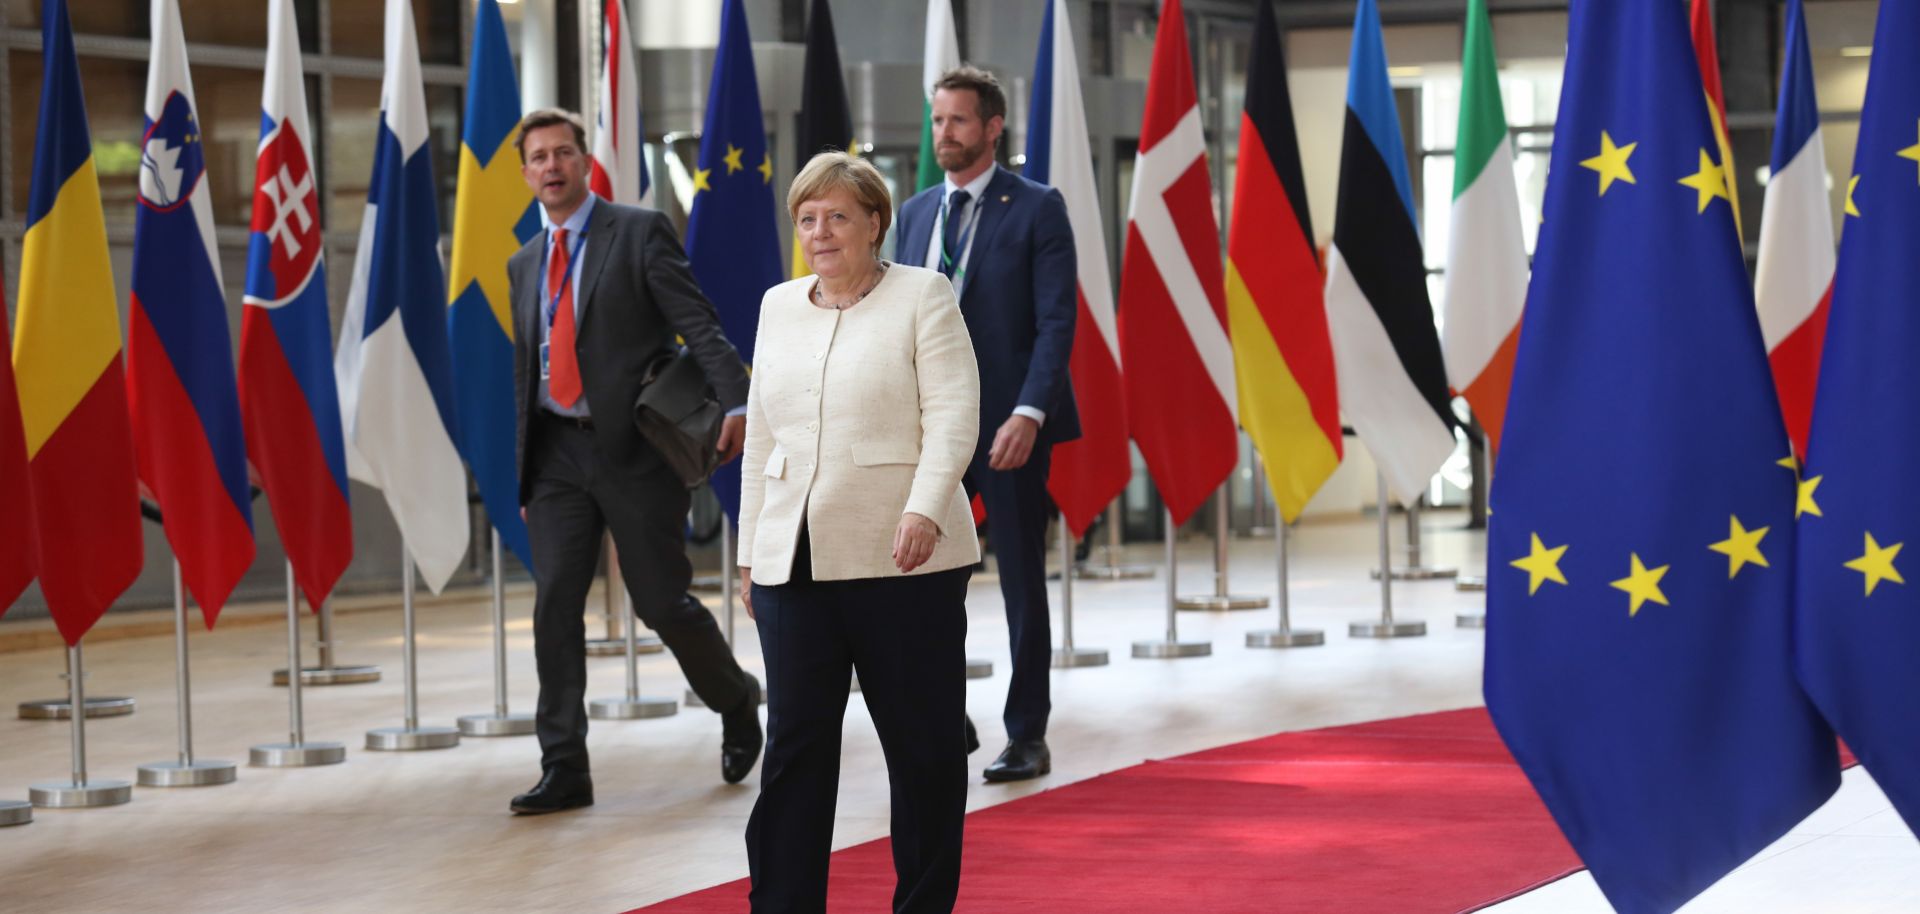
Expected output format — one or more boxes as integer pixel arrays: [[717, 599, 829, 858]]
[[515, 108, 588, 160], [787, 152, 893, 255], [933, 65, 1006, 124]]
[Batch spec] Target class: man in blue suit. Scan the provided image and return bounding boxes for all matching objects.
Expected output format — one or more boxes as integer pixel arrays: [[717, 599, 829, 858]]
[[897, 65, 1077, 783]]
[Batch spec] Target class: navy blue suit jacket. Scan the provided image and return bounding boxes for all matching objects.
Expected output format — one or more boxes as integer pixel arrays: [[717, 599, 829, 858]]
[[896, 166, 1080, 453]]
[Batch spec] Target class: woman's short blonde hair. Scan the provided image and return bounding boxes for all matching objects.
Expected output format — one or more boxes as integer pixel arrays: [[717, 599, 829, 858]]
[[787, 152, 892, 254]]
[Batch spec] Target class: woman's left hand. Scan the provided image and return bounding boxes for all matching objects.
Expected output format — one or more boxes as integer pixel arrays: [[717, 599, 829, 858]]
[[892, 512, 941, 573]]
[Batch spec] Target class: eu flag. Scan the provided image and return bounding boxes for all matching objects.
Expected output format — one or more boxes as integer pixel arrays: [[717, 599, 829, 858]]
[[684, 0, 782, 523], [1484, 1, 1840, 911], [1796, 0, 1920, 837]]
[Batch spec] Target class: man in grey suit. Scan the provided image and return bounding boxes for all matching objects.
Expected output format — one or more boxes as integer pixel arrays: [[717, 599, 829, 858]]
[[506, 109, 761, 814]]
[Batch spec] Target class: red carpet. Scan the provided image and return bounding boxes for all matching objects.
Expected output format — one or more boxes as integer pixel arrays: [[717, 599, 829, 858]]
[[631, 708, 1587, 914]]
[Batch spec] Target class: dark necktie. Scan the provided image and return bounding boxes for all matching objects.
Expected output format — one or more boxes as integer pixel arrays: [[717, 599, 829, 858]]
[[939, 188, 971, 279]]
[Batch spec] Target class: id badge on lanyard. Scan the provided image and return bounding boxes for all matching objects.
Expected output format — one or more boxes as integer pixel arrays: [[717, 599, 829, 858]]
[[541, 228, 588, 382]]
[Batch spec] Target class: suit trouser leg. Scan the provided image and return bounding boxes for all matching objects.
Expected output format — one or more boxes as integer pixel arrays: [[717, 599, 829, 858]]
[[526, 424, 607, 776], [748, 533, 853, 914], [849, 565, 971, 914], [976, 447, 1054, 743], [594, 443, 751, 713]]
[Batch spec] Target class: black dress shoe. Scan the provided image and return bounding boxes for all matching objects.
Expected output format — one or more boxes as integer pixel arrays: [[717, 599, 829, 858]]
[[510, 770, 594, 815], [982, 739, 1051, 783], [964, 715, 981, 755], [721, 672, 764, 784]]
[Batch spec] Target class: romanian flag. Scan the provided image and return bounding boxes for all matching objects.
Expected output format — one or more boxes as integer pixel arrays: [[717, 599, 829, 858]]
[[241, 0, 353, 612], [1795, 0, 1920, 839], [128, 0, 256, 626], [14, 0, 144, 644], [683, 0, 782, 523], [1486, 0, 1840, 909], [1225, 0, 1340, 524], [448, 0, 537, 569], [1, 299, 36, 615], [791, 0, 855, 279]]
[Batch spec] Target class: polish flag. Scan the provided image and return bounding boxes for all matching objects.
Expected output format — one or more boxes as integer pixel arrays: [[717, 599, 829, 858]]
[[1753, 0, 1833, 459], [1115, 0, 1237, 526], [589, 0, 651, 207]]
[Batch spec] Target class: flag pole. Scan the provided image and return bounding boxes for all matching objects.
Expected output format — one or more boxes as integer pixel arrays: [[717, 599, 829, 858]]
[[1132, 508, 1212, 658], [1075, 502, 1154, 580], [1249, 521, 1324, 648], [461, 530, 536, 736], [366, 540, 460, 750], [273, 596, 380, 687], [1053, 525, 1108, 667], [591, 570, 677, 721], [1352, 472, 1427, 638], [589, 536, 662, 656], [688, 517, 744, 707], [1372, 496, 1459, 580], [1177, 486, 1268, 610], [254, 560, 347, 766], [30, 643, 132, 807], [138, 559, 238, 786]]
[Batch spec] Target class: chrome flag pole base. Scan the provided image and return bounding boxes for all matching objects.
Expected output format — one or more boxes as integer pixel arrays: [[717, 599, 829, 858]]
[[364, 726, 460, 751], [273, 665, 381, 686], [1348, 620, 1428, 639], [30, 780, 131, 808], [588, 696, 677, 720], [250, 742, 346, 767], [18, 697, 135, 720], [1131, 639, 1212, 659], [1247, 628, 1325, 648], [0, 800, 31, 826], [1175, 593, 1269, 611], [458, 713, 536, 737], [965, 658, 994, 679], [1455, 575, 1487, 592], [136, 759, 237, 788], [1073, 563, 1155, 581], [1051, 647, 1109, 668], [587, 637, 661, 657], [1456, 613, 1487, 629], [1369, 566, 1459, 581]]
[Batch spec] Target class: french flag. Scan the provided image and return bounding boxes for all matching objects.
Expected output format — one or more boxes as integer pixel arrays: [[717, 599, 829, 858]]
[[333, 0, 471, 593], [240, 0, 353, 612], [1027, 0, 1128, 539], [126, 0, 254, 625], [1754, 0, 1834, 460]]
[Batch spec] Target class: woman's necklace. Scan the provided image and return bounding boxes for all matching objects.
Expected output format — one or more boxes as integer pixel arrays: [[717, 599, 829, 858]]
[[811, 261, 888, 310]]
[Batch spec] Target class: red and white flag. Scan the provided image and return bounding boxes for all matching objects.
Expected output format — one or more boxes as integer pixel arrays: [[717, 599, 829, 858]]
[[1029, 0, 1127, 539], [1754, 0, 1832, 458], [589, 0, 651, 207], [1116, 0, 1237, 526]]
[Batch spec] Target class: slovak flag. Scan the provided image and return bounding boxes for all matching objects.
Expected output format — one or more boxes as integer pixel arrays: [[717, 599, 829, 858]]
[[241, 0, 353, 612], [1115, 0, 1238, 527], [1753, 0, 1833, 459], [590, 0, 651, 207], [333, 0, 470, 593], [127, 0, 255, 626], [1028, 0, 1128, 539]]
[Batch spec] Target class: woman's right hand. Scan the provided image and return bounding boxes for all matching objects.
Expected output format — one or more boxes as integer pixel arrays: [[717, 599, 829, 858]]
[[739, 567, 754, 619]]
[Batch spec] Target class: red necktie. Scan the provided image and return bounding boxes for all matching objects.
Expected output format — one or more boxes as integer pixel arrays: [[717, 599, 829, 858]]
[[547, 228, 582, 408]]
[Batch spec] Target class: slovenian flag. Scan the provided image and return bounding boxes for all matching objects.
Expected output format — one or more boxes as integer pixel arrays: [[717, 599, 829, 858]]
[[13, 0, 144, 644], [334, 0, 470, 592], [242, 0, 353, 612], [1753, 0, 1833, 459], [127, 0, 256, 627], [1323, 0, 1456, 507], [448, 0, 537, 570]]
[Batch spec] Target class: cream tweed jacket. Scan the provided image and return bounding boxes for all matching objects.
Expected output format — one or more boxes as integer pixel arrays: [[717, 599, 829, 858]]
[[737, 263, 982, 586]]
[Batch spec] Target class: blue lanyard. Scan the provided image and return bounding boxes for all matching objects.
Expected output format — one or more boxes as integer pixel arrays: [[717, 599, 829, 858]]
[[544, 227, 590, 329], [936, 192, 980, 284]]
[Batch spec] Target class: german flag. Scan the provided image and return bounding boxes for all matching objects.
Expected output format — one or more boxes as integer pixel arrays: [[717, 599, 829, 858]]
[[13, 0, 143, 644], [1226, 0, 1341, 523], [791, 0, 855, 278]]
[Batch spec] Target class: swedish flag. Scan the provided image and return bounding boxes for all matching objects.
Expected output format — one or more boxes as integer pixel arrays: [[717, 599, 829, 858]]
[[447, 0, 538, 567], [684, 0, 782, 523], [1484, 0, 1840, 911]]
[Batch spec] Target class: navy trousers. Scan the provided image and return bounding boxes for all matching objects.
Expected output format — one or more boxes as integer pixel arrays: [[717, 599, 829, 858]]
[[968, 444, 1053, 742]]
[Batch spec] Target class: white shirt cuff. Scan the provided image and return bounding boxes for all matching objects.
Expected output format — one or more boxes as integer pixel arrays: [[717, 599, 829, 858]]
[[1012, 406, 1046, 426], [726, 405, 748, 418]]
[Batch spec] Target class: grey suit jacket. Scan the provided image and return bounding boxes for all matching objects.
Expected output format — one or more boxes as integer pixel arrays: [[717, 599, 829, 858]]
[[510, 200, 750, 505]]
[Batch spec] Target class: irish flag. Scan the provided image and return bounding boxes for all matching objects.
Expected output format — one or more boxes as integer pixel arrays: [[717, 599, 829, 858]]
[[915, 0, 959, 192], [1440, 0, 1527, 454]]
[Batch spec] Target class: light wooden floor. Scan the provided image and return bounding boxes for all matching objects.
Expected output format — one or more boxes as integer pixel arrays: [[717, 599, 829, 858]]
[[1, 512, 1905, 913]]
